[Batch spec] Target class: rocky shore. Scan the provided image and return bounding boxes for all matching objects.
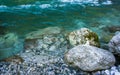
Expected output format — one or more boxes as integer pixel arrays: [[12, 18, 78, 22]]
[[0, 27, 120, 75]]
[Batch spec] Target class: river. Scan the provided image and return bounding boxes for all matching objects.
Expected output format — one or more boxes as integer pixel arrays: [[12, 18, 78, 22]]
[[0, 0, 119, 37]]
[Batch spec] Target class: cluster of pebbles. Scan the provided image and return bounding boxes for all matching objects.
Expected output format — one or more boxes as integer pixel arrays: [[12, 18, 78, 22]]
[[0, 58, 85, 75], [0, 58, 120, 75]]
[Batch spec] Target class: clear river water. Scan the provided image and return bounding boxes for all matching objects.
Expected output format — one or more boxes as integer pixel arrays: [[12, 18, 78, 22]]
[[0, 0, 120, 37]]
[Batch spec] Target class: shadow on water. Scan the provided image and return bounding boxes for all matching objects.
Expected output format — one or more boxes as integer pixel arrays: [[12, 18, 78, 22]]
[[0, 26, 7, 35]]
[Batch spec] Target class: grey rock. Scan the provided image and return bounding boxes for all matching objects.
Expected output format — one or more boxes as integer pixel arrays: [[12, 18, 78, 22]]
[[67, 28, 100, 47], [64, 45, 115, 71], [108, 32, 120, 55]]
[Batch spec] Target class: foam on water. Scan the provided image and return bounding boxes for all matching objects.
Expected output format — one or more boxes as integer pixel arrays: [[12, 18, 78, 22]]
[[0, 5, 7, 9], [0, 5, 8, 12], [0, 0, 112, 13], [60, 0, 99, 3], [39, 4, 52, 9], [59, 0, 112, 5], [102, 0, 112, 5], [16, 4, 52, 9]]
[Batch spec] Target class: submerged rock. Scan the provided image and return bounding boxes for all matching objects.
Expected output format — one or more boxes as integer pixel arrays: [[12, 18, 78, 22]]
[[102, 26, 120, 33], [0, 33, 23, 60], [0, 33, 18, 48], [64, 45, 115, 71], [25, 27, 68, 52], [26, 27, 62, 39], [0, 26, 7, 35], [108, 32, 120, 55], [67, 28, 100, 47], [100, 32, 113, 43], [107, 26, 120, 33]]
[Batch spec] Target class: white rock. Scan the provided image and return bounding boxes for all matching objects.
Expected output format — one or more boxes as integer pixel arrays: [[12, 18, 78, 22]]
[[105, 70, 110, 75]]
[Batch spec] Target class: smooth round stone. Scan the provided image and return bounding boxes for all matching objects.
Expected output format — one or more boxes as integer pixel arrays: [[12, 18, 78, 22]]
[[64, 45, 115, 71]]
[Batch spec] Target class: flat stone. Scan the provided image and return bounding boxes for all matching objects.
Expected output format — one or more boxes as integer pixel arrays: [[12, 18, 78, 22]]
[[26, 27, 62, 39]]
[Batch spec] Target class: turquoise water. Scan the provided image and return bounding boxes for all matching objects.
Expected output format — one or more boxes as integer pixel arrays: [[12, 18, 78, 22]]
[[0, 0, 120, 49]]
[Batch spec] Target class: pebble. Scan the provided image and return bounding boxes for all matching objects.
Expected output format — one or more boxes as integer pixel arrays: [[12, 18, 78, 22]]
[[1, 59, 120, 75]]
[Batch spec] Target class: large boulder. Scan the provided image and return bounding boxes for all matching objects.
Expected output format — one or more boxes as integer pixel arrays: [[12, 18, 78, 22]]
[[64, 45, 115, 71], [108, 32, 120, 55], [67, 28, 100, 47]]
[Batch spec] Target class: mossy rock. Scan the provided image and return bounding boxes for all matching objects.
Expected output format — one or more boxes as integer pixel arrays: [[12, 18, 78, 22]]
[[68, 28, 100, 47]]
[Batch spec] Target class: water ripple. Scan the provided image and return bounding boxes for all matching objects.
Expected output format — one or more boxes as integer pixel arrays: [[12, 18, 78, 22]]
[[0, 0, 112, 13]]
